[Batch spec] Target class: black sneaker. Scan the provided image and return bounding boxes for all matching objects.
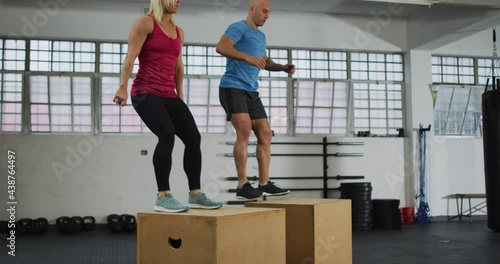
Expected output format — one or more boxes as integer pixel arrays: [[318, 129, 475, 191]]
[[258, 181, 291, 196], [236, 182, 264, 200]]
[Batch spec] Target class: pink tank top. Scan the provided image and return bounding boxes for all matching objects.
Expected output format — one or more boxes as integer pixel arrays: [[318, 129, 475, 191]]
[[131, 15, 181, 98]]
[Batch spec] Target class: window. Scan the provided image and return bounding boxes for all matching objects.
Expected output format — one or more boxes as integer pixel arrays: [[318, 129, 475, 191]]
[[0, 73, 23, 132], [100, 43, 139, 74], [477, 58, 500, 85], [431, 55, 494, 137], [30, 40, 96, 72], [30, 40, 51, 71], [294, 80, 349, 134], [1, 39, 26, 70], [433, 85, 482, 136], [1, 36, 406, 137], [292, 50, 348, 79], [0, 40, 2, 69], [351, 52, 404, 81], [386, 54, 405, 81], [432, 56, 474, 84], [100, 76, 148, 133], [259, 78, 289, 134], [263, 48, 289, 78], [350, 52, 404, 135], [29, 75, 92, 132], [183, 46, 225, 76], [183, 77, 227, 133], [353, 83, 403, 136]]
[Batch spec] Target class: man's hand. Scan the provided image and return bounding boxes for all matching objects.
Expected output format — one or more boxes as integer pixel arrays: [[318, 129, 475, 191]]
[[246, 56, 267, 70], [283, 64, 296, 75]]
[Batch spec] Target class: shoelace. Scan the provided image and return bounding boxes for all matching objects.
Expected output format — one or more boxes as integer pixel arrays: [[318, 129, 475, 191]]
[[192, 193, 212, 204], [161, 195, 180, 205], [197, 193, 208, 203], [267, 181, 288, 192], [268, 181, 281, 188]]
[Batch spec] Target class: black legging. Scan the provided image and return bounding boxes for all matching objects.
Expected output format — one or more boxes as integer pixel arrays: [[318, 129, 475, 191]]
[[132, 93, 201, 191]]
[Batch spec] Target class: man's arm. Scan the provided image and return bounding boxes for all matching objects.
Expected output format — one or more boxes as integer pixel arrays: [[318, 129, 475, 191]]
[[216, 35, 248, 61], [216, 35, 266, 69], [264, 55, 296, 74]]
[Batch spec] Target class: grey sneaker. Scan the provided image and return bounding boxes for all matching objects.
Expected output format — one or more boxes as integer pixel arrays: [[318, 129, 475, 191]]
[[188, 192, 223, 209], [154, 194, 189, 213], [258, 181, 291, 196], [236, 182, 264, 200]]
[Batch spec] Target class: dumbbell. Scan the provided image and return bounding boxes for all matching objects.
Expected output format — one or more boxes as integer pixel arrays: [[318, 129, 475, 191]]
[[30, 218, 49, 235], [107, 214, 123, 233], [0, 220, 9, 234], [82, 216, 96, 232], [120, 214, 137, 232], [71, 216, 84, 233], [36, 218, 49, 232], [16, 219, 33, 235], [56, 216, 77, 235]]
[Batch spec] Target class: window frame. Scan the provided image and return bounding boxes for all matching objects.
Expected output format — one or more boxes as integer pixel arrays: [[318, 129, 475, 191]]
[[0, 36, 407, 137], [27, 72, 95, 134]]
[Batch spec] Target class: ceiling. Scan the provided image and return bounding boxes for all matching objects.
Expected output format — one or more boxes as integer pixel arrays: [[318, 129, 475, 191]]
[[3, 0, 500, 49], [3, 0, 500, 18], [114, 0, 500, 17]]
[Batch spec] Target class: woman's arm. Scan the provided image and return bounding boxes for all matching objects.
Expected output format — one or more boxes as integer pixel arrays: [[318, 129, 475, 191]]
[[114, 16, 152, 106], [175, 27, 185, 100]]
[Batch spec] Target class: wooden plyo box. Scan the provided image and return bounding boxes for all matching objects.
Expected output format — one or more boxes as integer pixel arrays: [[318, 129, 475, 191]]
[[137, 207, 286, 264], [246, 198, 352, 264]]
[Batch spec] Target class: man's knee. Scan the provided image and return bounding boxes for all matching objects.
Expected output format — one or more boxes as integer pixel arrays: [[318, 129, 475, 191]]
[[235, 126, 252, 141], [256, 128, 273, 144], [232, 116, 252, 141]]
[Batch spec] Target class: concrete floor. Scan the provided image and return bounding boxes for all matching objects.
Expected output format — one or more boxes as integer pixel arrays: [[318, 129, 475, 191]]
[[0, 220, 499, 264]]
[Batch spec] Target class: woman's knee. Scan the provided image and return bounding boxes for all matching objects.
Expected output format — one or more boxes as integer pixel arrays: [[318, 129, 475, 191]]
[[179, 129, 201, 148], [191, 131, 201, 147], [158, 133, 175, 147]]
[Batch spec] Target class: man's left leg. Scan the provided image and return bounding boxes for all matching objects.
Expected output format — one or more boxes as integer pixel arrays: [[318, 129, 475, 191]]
[[249, 92, 290, 197], [251, 118, 272, 184], [252, 118, 290, 196]]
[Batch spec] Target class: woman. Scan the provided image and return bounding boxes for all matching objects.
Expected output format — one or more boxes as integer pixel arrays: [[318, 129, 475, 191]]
[[113, 0, 222, 212]]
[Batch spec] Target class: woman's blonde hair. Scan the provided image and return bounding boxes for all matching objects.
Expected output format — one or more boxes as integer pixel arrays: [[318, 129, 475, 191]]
[[148, 0, 176, 26]]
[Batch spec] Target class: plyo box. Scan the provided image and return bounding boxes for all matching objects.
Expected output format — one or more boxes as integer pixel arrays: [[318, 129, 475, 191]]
[[246, 198, 352, 264], [137, 207, 286, 264]]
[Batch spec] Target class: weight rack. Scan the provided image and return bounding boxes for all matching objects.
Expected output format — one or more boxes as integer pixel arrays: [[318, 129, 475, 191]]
[[223, 137, 365, 204]]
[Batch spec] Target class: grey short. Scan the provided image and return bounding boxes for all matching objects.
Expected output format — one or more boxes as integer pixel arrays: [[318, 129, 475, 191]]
[[219, 87, 267, 121]]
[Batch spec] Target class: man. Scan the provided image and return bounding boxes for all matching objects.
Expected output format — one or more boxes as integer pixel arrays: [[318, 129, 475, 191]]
[[216, 0, 296, 199]]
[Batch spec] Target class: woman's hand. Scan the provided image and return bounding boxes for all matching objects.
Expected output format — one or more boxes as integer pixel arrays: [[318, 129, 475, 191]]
[[113, 88, 128, 107]]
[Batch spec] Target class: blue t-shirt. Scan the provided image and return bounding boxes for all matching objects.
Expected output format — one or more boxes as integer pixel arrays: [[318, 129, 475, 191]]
[[220, 20, 267, 92]]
